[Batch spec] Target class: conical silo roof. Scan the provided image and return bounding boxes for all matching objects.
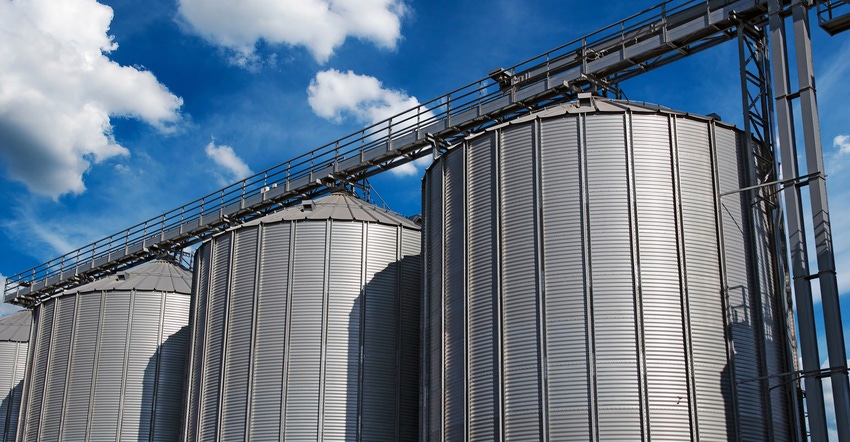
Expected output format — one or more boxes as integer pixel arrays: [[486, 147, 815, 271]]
[[63, 260, 192, 295], [0, 309, 31, 342], [242, 192, 420, 229]]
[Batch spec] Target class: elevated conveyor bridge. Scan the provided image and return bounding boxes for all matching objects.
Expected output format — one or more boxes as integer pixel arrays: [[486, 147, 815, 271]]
[[5, 0, 786, 306]]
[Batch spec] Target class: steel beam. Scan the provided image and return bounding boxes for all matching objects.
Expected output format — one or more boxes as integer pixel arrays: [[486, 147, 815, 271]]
[[768, 1, 829, 440], [792, 5, 850, 440]]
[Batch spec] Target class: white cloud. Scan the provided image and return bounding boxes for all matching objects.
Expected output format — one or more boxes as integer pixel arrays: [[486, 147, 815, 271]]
[[177, 0, 407, 65], [205, 140, 253, 185], [307, 69, 433, 176], [835, 135, 850, 155], [0, 0, 183, 199]]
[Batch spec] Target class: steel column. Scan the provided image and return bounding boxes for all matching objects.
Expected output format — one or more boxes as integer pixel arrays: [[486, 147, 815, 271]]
[[792, 5, 850, 440], [768, 1, 829, 440]]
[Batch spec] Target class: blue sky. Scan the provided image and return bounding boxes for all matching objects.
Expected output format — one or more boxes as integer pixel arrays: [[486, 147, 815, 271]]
[[0, 0, 849, 436]]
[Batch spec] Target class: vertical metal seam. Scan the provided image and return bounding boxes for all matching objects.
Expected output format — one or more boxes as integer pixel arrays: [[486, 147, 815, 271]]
[[58, 294, 79, 438], [215, 231, 236, 440], [420, 175, 429, 442], [462, 142, 470, 442], [395, 224, 404, 442], [117, 289, 136, 441], [440, 153, 447, 441], [281, 222, 296, 442], [625, 111, 650, 440], [708, 120, 741, 441], [357, 222, 368, 442], [670, 116, 699, 441], [579, 113, 598, 442], [85, 290, 106, 442], [494, 128, 505, 442], [533, 117, 550, 441], [244, 224, 264, 441], [488, 133, 500, 442], [317, 219, 331, 442], [183, 251, 201, 442]]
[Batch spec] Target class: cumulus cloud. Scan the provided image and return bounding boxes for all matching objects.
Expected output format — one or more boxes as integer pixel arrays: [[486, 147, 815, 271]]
[[205, 140, 253, 185], [835, 135, 850, 155], [177, 0, 407, 65], [0, 0, 183, 199], [307, 69, 432, 176]]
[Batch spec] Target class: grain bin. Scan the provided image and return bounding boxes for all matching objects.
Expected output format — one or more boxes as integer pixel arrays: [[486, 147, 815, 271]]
[[423, 97, 798, 441], [17, 260, 191, 442], [183, 192, 421, 442], [0, 309, 30, 442]]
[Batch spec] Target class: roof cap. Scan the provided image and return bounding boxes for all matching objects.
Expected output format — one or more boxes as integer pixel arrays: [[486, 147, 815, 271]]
[[0, 309, 32, 342], [62, 260, 192, 296], [240, 192, 420, 229]]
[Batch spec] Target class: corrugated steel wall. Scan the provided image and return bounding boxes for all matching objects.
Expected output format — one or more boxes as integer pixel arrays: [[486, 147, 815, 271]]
[[16, 278, 190, 441], [0, 338, 28, 441], [184, 213, 421, 441], [422, 107, 797, 441]]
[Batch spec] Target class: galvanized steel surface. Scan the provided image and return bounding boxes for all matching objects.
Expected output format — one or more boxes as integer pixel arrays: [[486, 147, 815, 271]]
[[184, 193, 421, 442], [0, 310, 30, 442], [422, 99, 797, 441], [16, 261, 191, 442]]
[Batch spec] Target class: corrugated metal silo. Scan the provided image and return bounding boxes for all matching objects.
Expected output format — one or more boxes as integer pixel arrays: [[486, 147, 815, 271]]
[[423, 98, 798, 441], [0, 309, 30, 442], [17, 260, 191, 442], [183, 192, 421, 442]]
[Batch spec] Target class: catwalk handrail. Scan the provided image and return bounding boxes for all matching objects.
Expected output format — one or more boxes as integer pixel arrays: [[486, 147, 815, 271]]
[[3, 0, 792, 305]]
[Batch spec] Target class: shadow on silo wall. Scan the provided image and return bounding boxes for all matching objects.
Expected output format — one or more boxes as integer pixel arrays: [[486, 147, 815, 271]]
[[143, 325, 190, 442], [0, 379, 22, 442], [344, 255, 420, 442]]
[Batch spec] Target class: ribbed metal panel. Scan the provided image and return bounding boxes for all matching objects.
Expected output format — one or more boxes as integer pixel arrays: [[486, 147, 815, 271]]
[[399, 228, 421, 442], [18, 261, 191, 442], [423, 100, 795, 441], [89, 291, 130, 441], [499, 123, 543, 441], [322, 221, 363, 441], [631, 114, 691, 440], [426, 170, 444, 441], [248, 222, 289, 440], [539, 116, 592, 440], [0, 311, 29, 442], [22, 301, 53, 441], [466, 133, 499, 442], [443, 148, 465, 441], [185, 242, 211, 442], [285, 221, 326, 441], [220, 227, 258, 441], [586, 114, 642, 440], [39, 295, 75, 441], [185, 193, 421, 441]]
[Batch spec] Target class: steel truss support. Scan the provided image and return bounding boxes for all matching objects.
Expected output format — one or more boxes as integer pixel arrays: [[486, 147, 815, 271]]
[[737, 19, 806, 441], [769, 1, 850, 440]]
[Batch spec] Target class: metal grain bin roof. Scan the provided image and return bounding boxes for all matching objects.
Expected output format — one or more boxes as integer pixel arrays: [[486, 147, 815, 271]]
[[62, 260, 192, 295], [241, 192, 420, 229], [484, 96, 733, 130], [0, 309, 31, 342]]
